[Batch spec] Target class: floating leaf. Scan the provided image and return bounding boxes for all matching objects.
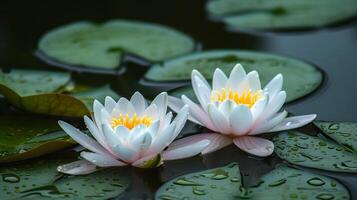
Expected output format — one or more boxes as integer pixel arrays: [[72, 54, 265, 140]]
[[249, 165, 349, 200], [315, 121, 357, 151], [273, 131, 357, 173], [0, 69, 119, 117], [206, 0, 357, 30], [155, 163, 349, 199], [0, 116, 75, 163], [146, 50, 323, 102], [38, 20, 195, 72], [0, 158, 129, 199], [155, 163, 242, 199]]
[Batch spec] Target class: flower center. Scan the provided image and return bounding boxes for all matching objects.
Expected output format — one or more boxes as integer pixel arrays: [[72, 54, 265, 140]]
[[111, 113, 153, 129], [211, 88, 262, 108]]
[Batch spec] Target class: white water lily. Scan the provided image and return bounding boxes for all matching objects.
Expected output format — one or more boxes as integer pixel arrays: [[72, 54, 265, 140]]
[[57, 92, 210, 175], [168, 64, 316, 157]]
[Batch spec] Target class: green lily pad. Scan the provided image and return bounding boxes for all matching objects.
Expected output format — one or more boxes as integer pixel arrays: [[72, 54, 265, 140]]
[[0, 116, 75, 163], [0, 69, 119, 117], [146, 50, 323, 102], [273, 131, 357, 173], [155, 163, 242, 199], [38, 20, 195, 71], [249, 165, 349, 200], [0, 158, 129, 199], [155, 163, 349, 199], [315, 121, 357, 152], [206, 0, 357, 30]]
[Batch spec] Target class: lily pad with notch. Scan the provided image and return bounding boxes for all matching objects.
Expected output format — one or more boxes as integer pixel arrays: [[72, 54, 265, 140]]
[[273, 130, 357, 173], [0, 158, 130, 199], [0, 116, 75, 163], [146, 50, 323, 102], [0, 69, 119, 117], [206, 0, 357, 31], [155, 162, 349, 199], [37, 20, 196, 73]]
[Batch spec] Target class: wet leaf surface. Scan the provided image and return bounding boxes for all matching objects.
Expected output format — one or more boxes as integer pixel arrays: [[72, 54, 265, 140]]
[[147, 50, 323, 102], [315, 121, 357, 152], [206, 0, 357, 30], [155, 163, 349, 199], [0, 158, 130, 200], [0, 69, 119, 117], [38, 20, 195, 71], [0, 116, 75, 163], [273, 131, 357, 173]]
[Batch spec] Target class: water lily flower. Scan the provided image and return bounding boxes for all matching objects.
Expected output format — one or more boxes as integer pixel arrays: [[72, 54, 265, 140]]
[[168, 64, 316, 157], [57, 92, 210, 175]]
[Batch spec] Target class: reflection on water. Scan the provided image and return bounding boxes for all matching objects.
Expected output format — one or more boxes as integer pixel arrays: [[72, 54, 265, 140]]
[[0, 0, 357, 199]]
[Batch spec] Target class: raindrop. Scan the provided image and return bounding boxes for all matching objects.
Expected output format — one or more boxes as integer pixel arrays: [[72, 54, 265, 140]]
[[316, 193, 335, 200], [307, 177, 325, 186], [299, 152, 322, 161], [192, 186, 206, 195], [230, 177, 240, 182], [174, 178, 202, 186], [328, 123, 339, 131], [268, 178, 286, 187], [2, 173, 20, 183]]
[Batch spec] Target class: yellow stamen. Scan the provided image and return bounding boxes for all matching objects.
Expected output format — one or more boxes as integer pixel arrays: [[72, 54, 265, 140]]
[[111, 113, 152, 129], [211, 88, 262, 108]]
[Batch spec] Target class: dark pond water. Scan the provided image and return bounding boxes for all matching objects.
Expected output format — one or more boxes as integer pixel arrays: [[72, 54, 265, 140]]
[[1, 0, 357, 199]]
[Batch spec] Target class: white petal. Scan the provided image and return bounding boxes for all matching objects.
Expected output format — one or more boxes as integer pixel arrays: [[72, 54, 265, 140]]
[[264, 73, 283, 100], [233, 136, 274, 157], [104, 96, 116, 113], [100, 108, 111, 126], [130, 92, 147, 115], [81, 151, 126, 167], [246, 71, 261, 92], [93, 100, 105, 130], [227, 63, 247, 91], [167, 133, 232, 155], [113, 97, 135, 117], [83, 116, 108, 149], [268, 114, 317, 132], [168, 96, 185, 113], [131, 132, 153, 156], [181, 95, 216, 131], [150, 92, 168, 119], [145, 122, 176, 156], [212, 68, 228, 91], [262, 91, 286, 120], [251, 95, 268, 121], [143, 103, 158, 120], [159, 112, 173, 132], [191, 69, 211, 91], [207, 104, 231, 134], [250, 111, 288, 135], [102, 124, 137, 162], [229, 105, 253, 136], [58, 121, 108, 155], [162, 140, 210, 161], [191, 70, 211, 109], [57, 160, 97, 175], [218, 100, 235, 117], [171, 105, 189, 140], [148, 120, 161, 138]]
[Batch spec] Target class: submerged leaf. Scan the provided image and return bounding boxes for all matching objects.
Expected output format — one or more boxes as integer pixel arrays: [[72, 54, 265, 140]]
[[0, 116, 75, 163], [146, 50, 323, 102], [273, 131, 357, 173], [38, 20, 195, 71], [0, 69, 119, 117], [0, 158, 130, 200], [206, 0, 357, 30]]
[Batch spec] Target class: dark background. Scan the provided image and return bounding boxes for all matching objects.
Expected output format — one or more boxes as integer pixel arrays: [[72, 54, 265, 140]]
[[0, 0, 357, 199]]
